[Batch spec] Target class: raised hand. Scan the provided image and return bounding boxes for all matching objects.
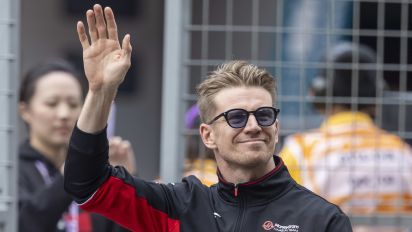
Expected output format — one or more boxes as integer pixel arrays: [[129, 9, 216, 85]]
[[77, 4, 132, 92], [75, 4, 132, 133]]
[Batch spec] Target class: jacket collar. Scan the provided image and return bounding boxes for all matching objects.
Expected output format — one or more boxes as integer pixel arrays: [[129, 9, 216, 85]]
[[216, 156, 295, 205], [19, 140, 57, 172]]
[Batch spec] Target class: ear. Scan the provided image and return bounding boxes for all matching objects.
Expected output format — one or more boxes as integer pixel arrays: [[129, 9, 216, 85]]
[[19, 102, 31, 124], [274, 120, 279, 144], [199, 123, 217, 150]]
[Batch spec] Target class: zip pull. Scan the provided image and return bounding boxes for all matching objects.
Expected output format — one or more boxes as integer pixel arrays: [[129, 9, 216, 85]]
[[234, 184, 239, 197]]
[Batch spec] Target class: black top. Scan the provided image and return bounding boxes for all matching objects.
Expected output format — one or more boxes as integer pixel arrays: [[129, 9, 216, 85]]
[[19, 140, 129, 232], [65, 126, 353, 232]]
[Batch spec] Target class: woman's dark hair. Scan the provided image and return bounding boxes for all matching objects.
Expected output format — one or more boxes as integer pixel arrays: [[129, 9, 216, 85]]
[[19, 59, 85, 103]]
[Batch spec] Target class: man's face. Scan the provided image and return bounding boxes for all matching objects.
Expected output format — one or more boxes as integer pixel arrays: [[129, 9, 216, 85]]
[[200, 86, 279, 169]]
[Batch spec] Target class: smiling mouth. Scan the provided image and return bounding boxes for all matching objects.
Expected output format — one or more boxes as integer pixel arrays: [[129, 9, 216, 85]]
[[239, 139, 266, 144]]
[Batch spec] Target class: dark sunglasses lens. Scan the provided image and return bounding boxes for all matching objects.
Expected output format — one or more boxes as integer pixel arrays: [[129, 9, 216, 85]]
[[255, 108, 276, 126], [226, 109, 248, 128]]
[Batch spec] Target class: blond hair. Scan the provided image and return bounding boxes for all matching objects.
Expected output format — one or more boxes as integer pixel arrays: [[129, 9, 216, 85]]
[[196, 60, 277, 123]]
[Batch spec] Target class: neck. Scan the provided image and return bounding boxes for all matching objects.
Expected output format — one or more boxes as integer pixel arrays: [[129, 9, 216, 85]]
[[216, 157, 276, 184], [324, 105, 375, 118], [30, 138, 67, 169], [323, 105, 348, 116]]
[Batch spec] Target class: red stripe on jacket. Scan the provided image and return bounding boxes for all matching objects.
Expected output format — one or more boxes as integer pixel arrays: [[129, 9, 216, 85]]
[[80, 176, 180, 232]]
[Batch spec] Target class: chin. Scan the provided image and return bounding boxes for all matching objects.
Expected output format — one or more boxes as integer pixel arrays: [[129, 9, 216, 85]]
[[238, 151, 272, 166], [242, 144, 272, 155], [51, 137, 70, 147]]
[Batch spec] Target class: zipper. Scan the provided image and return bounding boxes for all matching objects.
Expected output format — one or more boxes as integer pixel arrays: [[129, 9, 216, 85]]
[[233, 188, 245, 232], [234, 184, 239, 197]]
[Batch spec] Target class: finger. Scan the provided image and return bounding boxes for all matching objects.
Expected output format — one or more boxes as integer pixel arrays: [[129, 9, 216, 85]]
[[109, 137, 122, 154], [108, 146, 115, 156], [120, 141, 131, 154], [77, 21, 90, 50], [113, 141, 125, 155], [86, 10, 98, 42], [122, 34, 133, 60], [109, 136, 122, 146], [105, 7, 119, 41], [93, 4, 108, 39], [123, 141, 135, 156]]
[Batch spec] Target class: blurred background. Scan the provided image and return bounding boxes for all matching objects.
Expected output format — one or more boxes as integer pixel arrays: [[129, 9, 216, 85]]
[[1, 0, 412, 231]]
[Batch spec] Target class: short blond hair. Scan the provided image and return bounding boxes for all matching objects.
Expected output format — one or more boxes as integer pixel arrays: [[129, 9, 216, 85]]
[[196, 60, 277, 123]]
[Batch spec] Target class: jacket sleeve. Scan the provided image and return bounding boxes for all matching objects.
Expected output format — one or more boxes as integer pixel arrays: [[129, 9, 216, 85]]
[[325, 213, 353, 232], [19, 174, 73, 232], [64, 125, 111, 202], [64, 126, 189, 232]]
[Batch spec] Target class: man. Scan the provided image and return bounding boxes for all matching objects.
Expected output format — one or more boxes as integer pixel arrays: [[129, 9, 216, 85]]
[[280, 42, 412, 216], [64, 4, 352, 231]]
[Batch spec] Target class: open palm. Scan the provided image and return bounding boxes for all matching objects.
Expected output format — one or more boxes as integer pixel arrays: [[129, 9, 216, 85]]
[[77, 5, 132, 92]]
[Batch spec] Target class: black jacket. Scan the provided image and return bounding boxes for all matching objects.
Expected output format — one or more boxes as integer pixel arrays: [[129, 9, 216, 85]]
[[65, 126, 353, 232], [19, 140, 129, 232]]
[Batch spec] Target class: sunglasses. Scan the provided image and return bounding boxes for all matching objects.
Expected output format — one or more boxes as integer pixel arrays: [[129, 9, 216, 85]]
[[207, 107, 280, 128]]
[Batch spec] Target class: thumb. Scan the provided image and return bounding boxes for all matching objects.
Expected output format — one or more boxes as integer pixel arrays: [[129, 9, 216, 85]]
[[122, 34, 133, 61]]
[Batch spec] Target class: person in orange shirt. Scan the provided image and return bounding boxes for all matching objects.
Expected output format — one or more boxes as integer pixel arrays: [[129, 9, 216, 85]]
[[280, 43, 412, 217]]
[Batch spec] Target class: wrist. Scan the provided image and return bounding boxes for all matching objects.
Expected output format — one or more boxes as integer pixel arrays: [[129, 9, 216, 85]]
[[88, 84, 118, 97], [77, 90, 116, 133]]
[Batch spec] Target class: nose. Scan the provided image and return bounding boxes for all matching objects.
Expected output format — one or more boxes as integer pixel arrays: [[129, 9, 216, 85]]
[[56, 103, 71, 119], [243, 114, 261, 132]]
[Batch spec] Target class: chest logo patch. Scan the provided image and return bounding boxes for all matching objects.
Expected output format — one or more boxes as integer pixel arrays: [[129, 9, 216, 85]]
[[262, 221, 299, 232]]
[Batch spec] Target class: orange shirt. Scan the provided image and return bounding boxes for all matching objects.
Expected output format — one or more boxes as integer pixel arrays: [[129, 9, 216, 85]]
[[280, 112, 412, 214], [184, 159, 218, 187]]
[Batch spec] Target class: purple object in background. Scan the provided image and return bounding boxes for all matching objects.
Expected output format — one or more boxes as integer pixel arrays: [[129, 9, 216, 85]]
[[185, 104, 199, 129], [107, 102, 116, 138]]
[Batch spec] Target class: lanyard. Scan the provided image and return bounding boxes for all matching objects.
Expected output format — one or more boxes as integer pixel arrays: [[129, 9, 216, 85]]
[[34, 161, 53, 185], [34, 160, 79, 232], [65, 203, 79, 232]]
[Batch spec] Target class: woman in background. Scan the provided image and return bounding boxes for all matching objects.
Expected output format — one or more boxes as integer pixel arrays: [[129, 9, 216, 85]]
[[18, 60, 134, 232]]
